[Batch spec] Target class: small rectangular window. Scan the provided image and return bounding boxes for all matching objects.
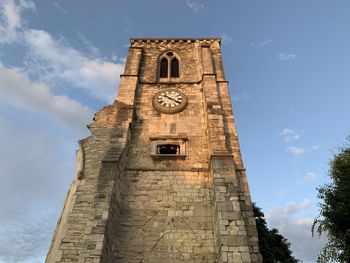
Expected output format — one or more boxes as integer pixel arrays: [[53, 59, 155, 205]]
[[157, 144, 180, 154], [150, 136, 187, 159]]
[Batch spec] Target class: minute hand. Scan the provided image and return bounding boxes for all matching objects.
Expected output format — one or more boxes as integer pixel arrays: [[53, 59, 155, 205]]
[[165, 95, 180, 102]]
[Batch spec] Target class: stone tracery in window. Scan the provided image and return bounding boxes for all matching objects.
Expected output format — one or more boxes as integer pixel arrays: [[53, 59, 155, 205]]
[[159, 51, 180, 80]]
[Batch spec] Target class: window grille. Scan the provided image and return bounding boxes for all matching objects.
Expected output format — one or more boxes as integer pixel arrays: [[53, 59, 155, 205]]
[[157, 144, 180, 154]]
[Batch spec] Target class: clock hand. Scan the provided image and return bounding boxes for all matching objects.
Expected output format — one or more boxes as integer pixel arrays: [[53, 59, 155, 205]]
[[165, 95, 179, 103]]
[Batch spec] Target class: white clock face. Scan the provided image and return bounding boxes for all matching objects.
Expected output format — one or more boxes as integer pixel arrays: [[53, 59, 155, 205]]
[[157, 91, 183, 108], [152, 89, 188, 114]]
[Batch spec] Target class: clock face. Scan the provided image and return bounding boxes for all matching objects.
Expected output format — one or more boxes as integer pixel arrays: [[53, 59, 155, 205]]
[[152, 89, 188, 114]]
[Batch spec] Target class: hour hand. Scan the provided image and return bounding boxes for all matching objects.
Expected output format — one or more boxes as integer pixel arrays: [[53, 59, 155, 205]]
[[165, 94, 177, 102], [166, 94, 181, 102]]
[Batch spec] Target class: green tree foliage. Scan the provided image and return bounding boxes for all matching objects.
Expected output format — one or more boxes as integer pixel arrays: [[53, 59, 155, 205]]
[[253, 204, 299, 263], [312, 137, 350, 263]]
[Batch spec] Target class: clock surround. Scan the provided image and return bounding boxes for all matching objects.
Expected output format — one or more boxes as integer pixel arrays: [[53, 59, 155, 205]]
[[152, 89, 188, 114]]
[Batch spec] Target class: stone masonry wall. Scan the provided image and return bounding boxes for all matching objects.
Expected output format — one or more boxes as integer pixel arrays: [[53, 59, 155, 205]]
[[45, 101, 134, 263], [126, 83, 209, 170], [134, 40, 203, 83], [113, 170, 216, 262], [46, 39, 262, 263], [112, 40, 218, 261]]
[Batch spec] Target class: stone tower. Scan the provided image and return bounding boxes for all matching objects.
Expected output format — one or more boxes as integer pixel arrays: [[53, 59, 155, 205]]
[[46, 38, 262, 263]]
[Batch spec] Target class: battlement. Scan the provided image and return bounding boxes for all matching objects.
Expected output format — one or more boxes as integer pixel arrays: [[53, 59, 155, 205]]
[[130, 37, 221, 46]]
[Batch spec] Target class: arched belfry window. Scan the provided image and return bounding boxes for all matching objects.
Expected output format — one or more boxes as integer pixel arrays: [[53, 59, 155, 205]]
[[171, 57, 179, 78], [160, 57, 168, 78], [159, 51, 180, 80]]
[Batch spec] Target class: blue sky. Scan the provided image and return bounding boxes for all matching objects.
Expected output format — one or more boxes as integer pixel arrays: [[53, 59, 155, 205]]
[[1, 0, 349, 262]]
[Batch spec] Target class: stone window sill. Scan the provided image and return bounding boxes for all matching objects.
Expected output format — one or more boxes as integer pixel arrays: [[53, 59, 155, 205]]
[[151, 154, 186, 160]]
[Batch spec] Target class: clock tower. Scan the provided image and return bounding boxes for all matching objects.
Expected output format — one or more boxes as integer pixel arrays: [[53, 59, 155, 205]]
[[46, 38, 262, 263]]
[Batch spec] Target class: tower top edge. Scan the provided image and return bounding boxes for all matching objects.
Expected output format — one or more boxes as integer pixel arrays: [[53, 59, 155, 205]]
[[129, 38, 221, 45]]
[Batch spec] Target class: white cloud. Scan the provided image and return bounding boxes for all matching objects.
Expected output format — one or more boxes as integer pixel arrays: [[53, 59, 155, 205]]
[[282, 199, 311, 213], [299, 172, 317, 184], [266, 200, 327, 262], [23, 29, 123, 102], [0, 1, 124, 262], [186, 0, 204, 13], [0, 63, 93, 130], [281, 128, 302, 142], [0, 1, 124, 103], [287, 146, 306, 155], [276, 52, 297, 61], [0, 0, 35, 45], [2, 1, 20, 27]]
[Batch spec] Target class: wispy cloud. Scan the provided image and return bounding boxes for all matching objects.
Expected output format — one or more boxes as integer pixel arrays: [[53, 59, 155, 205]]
[[221, 34, 233, 45], [287, 146, 306, 155], [298, 172, 317, 184], [266, 200, 327, 262], [52, 2, 69, 15], [0, 114, 79, 262], [232, 92, 251, 102], [76, 30, 102, 57], [0, 0, 35, 45], [311, 144, 320, 150], [286, 144, 319, 156], [258, 38, 272, 47], [279, 190, 288, 196], [186, 0, 204, 13], [250, 38, 273, 48], [24, 29, 123, 102], [281, 199, 311, 213], [276, 52, 297, 61], [281, 128, 302, 142], [0, 211, 55, 263]]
